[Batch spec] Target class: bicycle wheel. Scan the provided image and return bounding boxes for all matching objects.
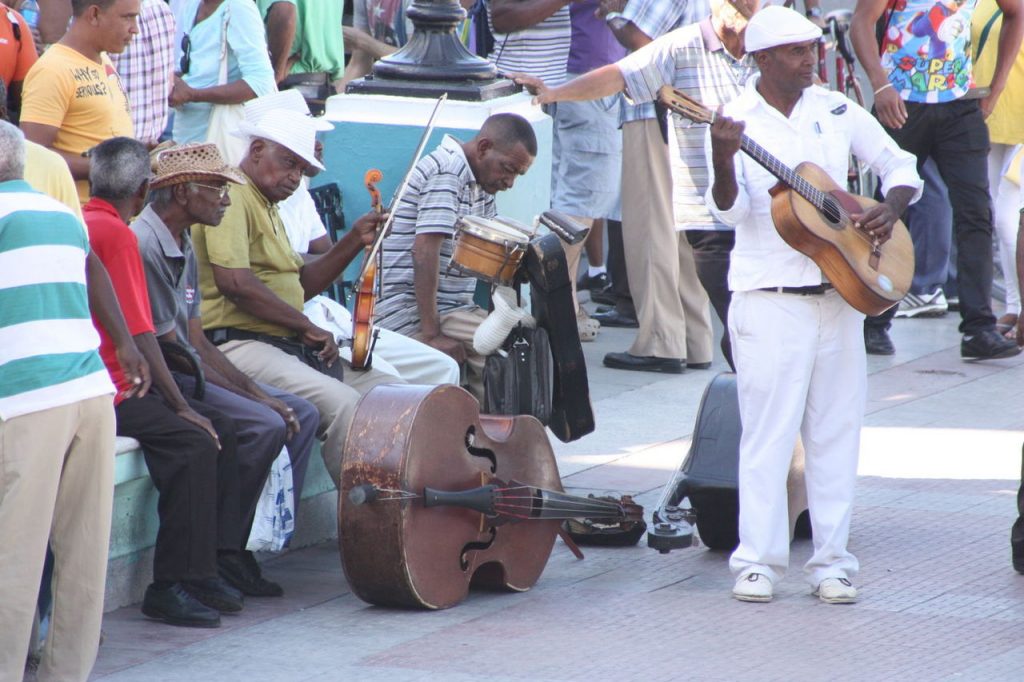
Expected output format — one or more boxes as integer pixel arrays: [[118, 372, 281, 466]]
[[844, 75, 876, 197]]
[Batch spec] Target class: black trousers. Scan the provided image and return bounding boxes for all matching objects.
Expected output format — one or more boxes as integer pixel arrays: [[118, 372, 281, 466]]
[[605, 219, 635, 316], [115, 390, 241, 583], [686, 229, 736, 370], [884, 98, 995, 335]]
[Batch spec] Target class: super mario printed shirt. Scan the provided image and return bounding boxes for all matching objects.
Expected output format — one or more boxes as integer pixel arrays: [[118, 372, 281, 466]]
[[880, 0, 978, 103]]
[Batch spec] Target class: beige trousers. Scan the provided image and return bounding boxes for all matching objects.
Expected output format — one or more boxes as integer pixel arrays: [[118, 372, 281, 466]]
[[622, 118, 713, 362], [0, 395, 115, 682], [416, 307, 488, 402], [220, 339, 400, 488]]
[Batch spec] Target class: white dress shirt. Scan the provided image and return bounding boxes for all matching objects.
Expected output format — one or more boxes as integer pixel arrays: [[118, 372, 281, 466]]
[[706, 78, 923, 292]]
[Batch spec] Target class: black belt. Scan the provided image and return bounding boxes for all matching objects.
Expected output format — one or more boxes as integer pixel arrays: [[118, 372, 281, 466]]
[[205, 327, 290, 345], [206, 327, 343, 381], [758, 283, 834, 295]]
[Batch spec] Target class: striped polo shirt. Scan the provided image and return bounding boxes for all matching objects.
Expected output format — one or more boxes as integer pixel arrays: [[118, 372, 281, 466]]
[[488, 5, 571, 85], [376, 135, 496, 336], [0, 179, 114, 420], [618, 19, 754, 231]]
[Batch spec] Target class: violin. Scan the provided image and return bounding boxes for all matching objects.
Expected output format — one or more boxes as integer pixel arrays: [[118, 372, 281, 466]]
[[338, 383, 642, 609], [350, 169, 384, 370]]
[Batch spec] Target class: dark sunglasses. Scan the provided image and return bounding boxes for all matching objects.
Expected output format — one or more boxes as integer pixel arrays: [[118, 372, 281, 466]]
[[179, 33, 191, 75]]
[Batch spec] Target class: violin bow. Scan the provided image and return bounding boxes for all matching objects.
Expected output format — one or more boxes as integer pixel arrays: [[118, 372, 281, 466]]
[[355, 93, 448, 283]]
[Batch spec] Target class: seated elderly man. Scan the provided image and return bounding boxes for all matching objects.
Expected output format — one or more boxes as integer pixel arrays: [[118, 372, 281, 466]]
[[192, 110, 398, 488], [85, 138, 318, 624], [242, 89, 460, 386], [376, 113, 538, 400]]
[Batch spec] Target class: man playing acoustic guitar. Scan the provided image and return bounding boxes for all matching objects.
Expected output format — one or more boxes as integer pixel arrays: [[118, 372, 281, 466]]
[[707, 5, 922, 604]]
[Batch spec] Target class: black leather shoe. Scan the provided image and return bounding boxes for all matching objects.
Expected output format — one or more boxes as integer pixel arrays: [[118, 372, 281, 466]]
[[218, 551, 284, 597], [864, 327, 895, 355], [142, 583, 221, 628], [961, 329, 1021, 360], [184, 577, 244, 613], [592, 309, 638, 328], [604, 351, 684, 373], [590, 284, 617, 306], [687, 361, 712, 370], [577, 272, 609, 291]]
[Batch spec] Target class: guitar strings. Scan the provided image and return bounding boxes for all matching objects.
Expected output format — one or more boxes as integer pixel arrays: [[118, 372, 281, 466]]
[[664, 94, 882, 251]]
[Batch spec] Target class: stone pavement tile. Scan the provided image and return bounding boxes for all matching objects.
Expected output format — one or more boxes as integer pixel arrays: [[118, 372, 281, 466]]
[[562, 439, 688, 494]]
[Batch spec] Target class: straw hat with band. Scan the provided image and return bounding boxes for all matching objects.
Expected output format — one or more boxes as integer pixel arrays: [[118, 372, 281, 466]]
[[150, 142, 247, 190]]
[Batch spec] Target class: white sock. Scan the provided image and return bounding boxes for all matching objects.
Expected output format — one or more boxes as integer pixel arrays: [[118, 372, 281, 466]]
[[587, 265, 606, 278]]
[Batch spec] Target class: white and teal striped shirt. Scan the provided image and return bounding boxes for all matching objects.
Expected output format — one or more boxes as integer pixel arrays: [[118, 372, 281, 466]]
[[0, 180, 114, 420]]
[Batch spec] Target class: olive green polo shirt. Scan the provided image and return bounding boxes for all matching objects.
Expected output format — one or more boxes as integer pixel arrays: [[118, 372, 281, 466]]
[[193, 174, 305, 338]]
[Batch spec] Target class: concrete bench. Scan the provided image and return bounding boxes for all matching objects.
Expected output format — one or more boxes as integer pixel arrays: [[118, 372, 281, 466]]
[[106, 437, 340, 611]]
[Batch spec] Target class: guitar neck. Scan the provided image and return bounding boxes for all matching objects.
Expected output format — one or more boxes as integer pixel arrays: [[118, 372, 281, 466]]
[[737, 134, 827, 209]]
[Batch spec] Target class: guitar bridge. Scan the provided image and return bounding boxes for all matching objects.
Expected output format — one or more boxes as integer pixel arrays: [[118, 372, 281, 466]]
[[868, 243, 881, 271]]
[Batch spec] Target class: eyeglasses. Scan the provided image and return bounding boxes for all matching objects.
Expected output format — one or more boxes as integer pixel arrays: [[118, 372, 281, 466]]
[[179, 33, 191, 75], [190, 182, 230, 199]]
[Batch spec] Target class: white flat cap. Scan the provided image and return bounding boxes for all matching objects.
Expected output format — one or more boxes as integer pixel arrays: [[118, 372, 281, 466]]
[[745, 5, 822, 52]]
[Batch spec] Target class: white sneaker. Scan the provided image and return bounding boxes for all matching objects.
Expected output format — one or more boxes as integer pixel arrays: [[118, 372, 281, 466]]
[[732, 572, 773, 602], [814, 577, 858, 604], [894, 290, 948, 318]]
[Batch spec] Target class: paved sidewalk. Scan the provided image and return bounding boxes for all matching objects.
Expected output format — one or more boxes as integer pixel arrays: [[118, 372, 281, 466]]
[[90, 310, 1024, 682]]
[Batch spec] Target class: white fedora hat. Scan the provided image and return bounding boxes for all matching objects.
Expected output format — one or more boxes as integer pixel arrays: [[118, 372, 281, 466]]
[[232, 108, 333, 171], [745, 5, 822, 52], [244, 89, 315, 123]]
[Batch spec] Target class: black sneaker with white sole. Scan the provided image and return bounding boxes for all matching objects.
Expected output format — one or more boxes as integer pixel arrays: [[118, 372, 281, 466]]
[[961, 329, 1021, 361]]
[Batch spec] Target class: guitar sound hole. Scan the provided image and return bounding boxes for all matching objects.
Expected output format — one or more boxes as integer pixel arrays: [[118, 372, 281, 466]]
[[821, 198, 842, 225]]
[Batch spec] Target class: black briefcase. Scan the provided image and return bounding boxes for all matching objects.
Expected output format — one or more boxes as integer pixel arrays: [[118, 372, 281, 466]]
[[482, 325, 553, 425]]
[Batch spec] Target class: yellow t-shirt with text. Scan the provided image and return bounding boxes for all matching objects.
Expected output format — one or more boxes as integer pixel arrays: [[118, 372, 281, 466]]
[[20, 44, 134, 203]]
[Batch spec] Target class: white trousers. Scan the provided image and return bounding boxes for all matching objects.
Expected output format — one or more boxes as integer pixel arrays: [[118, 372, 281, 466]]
[[986, 143, 1021, 316], [728, 289, 865, 586], [304, 295, 460, 385]]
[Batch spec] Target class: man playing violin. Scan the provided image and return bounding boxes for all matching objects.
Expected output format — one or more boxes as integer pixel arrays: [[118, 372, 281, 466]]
[[376, 113, 537, 400], [707, 6, 922, 604], [192, 109, 399, 491]]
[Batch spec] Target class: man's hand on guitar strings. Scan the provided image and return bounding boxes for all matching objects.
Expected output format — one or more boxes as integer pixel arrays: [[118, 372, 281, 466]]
[[850, 203, 896, 245]]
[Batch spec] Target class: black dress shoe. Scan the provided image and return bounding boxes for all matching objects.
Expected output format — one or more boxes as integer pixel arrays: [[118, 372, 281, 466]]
[[590, 284, 617, 306], [592, 309, 638, 328], [961, 329, 1021, 360], [142, 583, 221, 628], [687, 361, 712, 370], [218, 551, 284, 597], [184, 577, 244, 613], [604, 351, 684, 373], [864, 326, 895, 355]]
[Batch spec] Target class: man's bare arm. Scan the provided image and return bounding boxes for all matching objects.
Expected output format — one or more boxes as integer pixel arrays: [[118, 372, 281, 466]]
[[21, 122, 90, 179], [850, 0, 907, 129], [412, 232, 466, 362], [490, 0, 571, 33], [265, 1, 298, 84], [513, 64, 626, 105]]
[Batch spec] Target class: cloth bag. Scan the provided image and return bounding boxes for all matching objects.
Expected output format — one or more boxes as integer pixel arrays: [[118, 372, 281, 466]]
[[246, 447, 295, 552], [204, 4, 248, 165]]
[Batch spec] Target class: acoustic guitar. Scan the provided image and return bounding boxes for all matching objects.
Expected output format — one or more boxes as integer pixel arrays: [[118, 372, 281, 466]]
[[658, 86, 913, 317]]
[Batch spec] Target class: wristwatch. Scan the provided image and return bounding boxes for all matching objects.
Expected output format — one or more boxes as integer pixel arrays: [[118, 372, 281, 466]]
[[806, 7, 823, 18], [605, 11, 627, 30]]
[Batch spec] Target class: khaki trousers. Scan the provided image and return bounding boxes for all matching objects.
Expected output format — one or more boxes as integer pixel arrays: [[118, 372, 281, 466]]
[[220, 340, 400, 488], [0, 395, 115, 682], [622, 118, 713, 362], [417, 307, 488, 402]]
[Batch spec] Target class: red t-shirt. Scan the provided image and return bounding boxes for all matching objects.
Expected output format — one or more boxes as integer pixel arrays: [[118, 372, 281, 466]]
[[0, 8, 37, 87], [84, 197, 155, 404]]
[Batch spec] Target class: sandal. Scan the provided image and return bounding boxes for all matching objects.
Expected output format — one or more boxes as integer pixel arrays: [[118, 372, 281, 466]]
[[577, 309, 600, 342]]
